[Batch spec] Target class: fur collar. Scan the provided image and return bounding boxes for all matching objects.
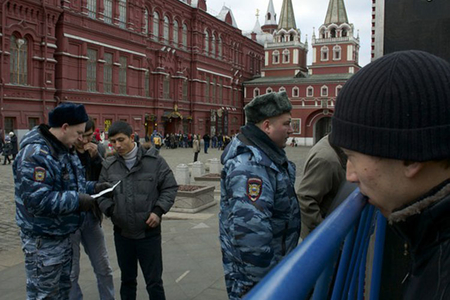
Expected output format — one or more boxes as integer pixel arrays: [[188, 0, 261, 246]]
[[388, 180, 450, 224]]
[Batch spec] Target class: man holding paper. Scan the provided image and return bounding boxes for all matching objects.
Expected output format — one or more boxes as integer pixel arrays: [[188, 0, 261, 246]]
[[97, 121, 178, 300], [13, 103, 112, 299]]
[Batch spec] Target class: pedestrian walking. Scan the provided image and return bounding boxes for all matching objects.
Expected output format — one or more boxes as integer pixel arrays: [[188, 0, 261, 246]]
[[193, 134, 200, 162], [203, 133, 210, 153], [13, 103, 112, 299], [219, 92, 301, 299], [97, 121, 178, 300], [9, 131, 18, 160], [3, 135, 12, 164]]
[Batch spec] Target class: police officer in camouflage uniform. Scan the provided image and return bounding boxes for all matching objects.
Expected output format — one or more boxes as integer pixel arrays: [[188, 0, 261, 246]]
[[219, 92, 301, 299], [14, 103, 112, 299]]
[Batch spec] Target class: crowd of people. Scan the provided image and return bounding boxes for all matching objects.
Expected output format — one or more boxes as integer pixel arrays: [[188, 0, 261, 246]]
[[5, 49, 450, 300]]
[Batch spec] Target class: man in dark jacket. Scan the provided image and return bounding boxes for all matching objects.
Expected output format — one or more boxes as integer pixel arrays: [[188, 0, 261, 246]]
[[330, 50, 450, 300], [97, 121, 178, 300]]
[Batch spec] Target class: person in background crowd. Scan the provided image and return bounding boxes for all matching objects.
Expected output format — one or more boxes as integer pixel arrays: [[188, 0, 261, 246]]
[[212, 134, 218, 149], [330, 50, 450, 299], [3, 135, 12, 165], [203, 133, 210, 154], [134, 131, 140, 147], [297, 134, 347, 238], [70, 117, 114, 300], [219, 92, 301, 299], [97, 121, 178, 300], [9, 131, 18, 160], [13, 103, 111, 299], [193, 134, 200, 162]]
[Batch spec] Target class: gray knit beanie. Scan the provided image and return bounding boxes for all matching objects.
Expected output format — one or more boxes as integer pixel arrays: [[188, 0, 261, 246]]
[[330, 50, 450, 161], [245, 91, 292, 124]]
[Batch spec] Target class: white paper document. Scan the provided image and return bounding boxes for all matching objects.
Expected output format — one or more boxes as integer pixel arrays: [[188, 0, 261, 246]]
[[91, 181, 121, 199]]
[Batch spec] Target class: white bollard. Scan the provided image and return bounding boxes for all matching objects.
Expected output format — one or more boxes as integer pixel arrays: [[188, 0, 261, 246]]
[[175, 164, 190, 185], [192, 161, 205, 178], [209, 158, 222, 174]]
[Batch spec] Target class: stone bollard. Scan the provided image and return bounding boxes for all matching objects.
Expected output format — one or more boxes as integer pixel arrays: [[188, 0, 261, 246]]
[[192, 161, 205, 178], [175, 164, 190, 185], [209, 158, 221, 174]]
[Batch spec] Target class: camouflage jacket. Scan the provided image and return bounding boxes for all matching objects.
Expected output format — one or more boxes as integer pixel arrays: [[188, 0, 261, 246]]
[[14, 125, 95, 237], [219, 133, 301, 295]]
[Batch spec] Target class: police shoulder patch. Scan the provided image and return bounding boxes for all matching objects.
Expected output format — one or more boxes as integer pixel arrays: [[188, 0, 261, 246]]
[[247, 177, 262, 202], [33, 167, 46, 182]]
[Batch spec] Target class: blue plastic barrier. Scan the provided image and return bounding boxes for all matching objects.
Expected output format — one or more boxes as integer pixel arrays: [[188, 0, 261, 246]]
[[243, 188, 368, 300]]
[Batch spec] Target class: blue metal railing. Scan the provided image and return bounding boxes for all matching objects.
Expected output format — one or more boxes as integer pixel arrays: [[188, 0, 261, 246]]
[[244, 188, 386, 300]]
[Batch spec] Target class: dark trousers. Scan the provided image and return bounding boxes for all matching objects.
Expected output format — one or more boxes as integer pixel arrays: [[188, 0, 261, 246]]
[[193, 152, 199, 162], [114, 232, 165, 300]]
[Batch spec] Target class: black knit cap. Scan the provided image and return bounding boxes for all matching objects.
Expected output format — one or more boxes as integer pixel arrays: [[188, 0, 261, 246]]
[[330, 50, 450, 161], [48, 102, 89, 128]]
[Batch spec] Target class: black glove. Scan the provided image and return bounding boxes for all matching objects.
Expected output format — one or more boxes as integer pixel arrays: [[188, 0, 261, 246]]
[[79, 194, 95, 212], [94, 182, 113, 193]]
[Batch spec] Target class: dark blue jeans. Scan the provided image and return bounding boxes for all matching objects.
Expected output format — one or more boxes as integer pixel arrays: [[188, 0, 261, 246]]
[[114, 232, 165, 300]]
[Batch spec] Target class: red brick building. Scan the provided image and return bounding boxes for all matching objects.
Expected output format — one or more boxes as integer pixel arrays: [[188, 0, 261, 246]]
[[244, 0, 360, 145], [0, 0, 263, 140]]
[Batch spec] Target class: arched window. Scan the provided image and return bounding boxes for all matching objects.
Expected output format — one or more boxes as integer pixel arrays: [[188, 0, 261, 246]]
[[279, 87, 286, 92], [266, 87, 273, 93], [333, 45, 341, 60], [321, 46, 329, 61], [118, 0, 127, 29], [307, 86, 314, 97], [321, 86, 328, 97], [143, 8, 149, 34], [182, 23, 188, 49], [218, 36, 223, 59], [253, 88, 260, 97], [320, 29, 325, 39], [292, 87, 299, 97], [173, 20, 179, 47], [342, 29, 347, 37], [330, 28, 336, 38], [10, 36, 28, 85], [336, 85, 342, 96], [211, 34, 216, 58], [282, 49, 290, 63], [272, 50, 280, 64], [204, 30, 209, 55], [153, 12, 159, 41], [163, 16, 170, 44]]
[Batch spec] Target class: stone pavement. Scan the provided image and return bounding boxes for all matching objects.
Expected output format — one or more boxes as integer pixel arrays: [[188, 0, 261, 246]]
[[0, 144, 311, 299]]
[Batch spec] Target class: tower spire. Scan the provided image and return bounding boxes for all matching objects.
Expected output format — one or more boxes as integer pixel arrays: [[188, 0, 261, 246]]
[[278, 0, 296, 30], [324, 0, 348, 25]]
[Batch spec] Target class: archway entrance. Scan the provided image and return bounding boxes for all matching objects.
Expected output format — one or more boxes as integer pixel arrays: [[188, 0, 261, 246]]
[[314, 117, 332, 144]]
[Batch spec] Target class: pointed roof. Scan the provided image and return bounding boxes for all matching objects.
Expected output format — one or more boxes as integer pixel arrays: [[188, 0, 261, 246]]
[[253, 19, 263, 34], [264, 0, 277, 26], [216, 6, 238, 28], [278, 0, 296, 30], [324, 0, 349, 25]]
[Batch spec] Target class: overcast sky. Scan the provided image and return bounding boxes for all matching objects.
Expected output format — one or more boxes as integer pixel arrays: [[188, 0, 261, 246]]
[[207, 0, 373, 67]]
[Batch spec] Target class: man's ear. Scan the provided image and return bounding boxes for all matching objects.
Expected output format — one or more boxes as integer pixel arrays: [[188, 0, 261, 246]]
[[130, 133, 135, 141], [260, 119, 271, 134], [61, 123, 69, 133], [404, 161, 424, 178]]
